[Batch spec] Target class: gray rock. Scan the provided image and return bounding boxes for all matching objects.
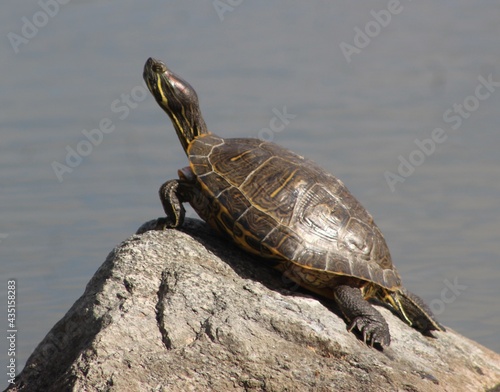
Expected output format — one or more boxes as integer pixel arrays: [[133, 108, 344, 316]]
[[6, 218, 500, 392]]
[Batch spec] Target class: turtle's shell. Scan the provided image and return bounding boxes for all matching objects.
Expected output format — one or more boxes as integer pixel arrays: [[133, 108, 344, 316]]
[[188, 133, 401, 290]]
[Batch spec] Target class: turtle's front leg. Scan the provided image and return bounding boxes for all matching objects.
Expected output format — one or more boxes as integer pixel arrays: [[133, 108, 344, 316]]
[[158, 179, 188, 229]]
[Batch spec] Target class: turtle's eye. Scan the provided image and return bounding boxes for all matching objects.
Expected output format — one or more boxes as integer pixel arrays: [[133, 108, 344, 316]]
[[152, 61, 167, 74]]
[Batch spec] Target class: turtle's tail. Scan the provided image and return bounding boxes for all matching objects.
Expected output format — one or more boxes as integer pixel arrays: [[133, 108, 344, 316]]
[[391, 288, 446, 333]]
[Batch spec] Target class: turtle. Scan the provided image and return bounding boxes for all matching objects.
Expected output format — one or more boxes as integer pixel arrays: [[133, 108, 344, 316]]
[[142, 57, 445, 347]]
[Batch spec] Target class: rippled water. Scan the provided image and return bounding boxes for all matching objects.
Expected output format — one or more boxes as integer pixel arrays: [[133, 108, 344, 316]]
[[1, 1, 499, 385]]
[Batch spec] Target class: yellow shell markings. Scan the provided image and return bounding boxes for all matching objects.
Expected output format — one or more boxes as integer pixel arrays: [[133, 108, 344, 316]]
[[186, 134, 400, 291], [229, 149, 256, 162], [270, 168, 300, 198], [189, 136, 300, 257]]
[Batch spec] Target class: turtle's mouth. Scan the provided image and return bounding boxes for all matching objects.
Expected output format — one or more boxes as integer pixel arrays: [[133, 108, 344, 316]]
[[143, 58, 165, 85]]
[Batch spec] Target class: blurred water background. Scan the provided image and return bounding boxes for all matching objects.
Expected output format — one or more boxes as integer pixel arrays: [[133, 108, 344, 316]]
[[1, 1, 499, 386]]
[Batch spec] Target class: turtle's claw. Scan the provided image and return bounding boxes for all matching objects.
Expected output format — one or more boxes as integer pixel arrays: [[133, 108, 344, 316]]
[[348, 316, 391, 347]]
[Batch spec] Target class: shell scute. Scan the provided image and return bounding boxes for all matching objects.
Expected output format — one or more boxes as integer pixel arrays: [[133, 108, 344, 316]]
[[188, 134, 400, 289]]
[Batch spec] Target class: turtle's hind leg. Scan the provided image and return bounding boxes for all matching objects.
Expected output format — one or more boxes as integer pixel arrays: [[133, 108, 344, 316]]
[[392, 288, 446, 333], [334, 285, 391, 347]]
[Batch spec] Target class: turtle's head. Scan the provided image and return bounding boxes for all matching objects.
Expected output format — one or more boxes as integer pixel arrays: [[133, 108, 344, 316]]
[[143, 57, 208, 153]]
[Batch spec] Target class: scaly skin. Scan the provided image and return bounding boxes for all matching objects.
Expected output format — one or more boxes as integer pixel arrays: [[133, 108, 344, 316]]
[[334, 285, 391, 347], [157, 179, 188, 229]]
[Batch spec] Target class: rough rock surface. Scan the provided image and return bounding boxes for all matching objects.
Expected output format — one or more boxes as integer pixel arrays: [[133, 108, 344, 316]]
[[6, 218, 500, 392]]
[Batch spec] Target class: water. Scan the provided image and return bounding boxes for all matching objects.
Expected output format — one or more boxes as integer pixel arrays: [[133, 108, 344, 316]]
[[1, 1, 499, 386]]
